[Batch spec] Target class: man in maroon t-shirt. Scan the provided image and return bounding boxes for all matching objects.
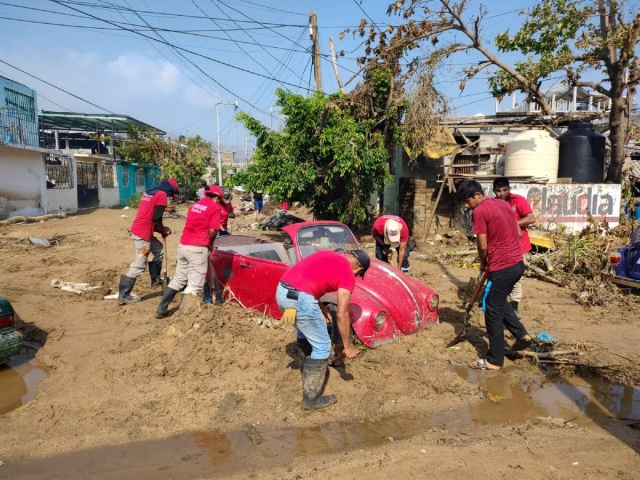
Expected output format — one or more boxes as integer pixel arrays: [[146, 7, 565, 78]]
[[457, 180, 532, 371], [118, 178, 179, 306], [276, 250, 370, 410], [156, 185, 224, 318], [372, 214, 410, 272], [493, 177, 536, 318]]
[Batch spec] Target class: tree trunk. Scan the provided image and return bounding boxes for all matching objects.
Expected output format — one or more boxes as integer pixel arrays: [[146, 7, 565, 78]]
[[605, 90, 628, 184]]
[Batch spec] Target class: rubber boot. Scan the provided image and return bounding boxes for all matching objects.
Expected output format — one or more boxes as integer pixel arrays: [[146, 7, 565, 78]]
[[149, 261, 163, 288], [155, 287, 179, 318], [509, 300, 521, 320], [301, 357, 337, 410], [297, 338, 313, 372], [118, 275, 140, 305]]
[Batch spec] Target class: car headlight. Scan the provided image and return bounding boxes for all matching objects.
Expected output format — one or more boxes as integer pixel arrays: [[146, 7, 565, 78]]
[[428, 294, 439, 311], [374, 311, 386, 331]]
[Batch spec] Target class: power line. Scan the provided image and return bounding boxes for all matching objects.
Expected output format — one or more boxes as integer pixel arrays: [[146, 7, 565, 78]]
[[208, 0, 308, 84], [0, 57, 114, 113], [48, 0, 305, 90], [237, 0, 307, 17], [46, 0, 308, 24], [48, 0, 280, 119]]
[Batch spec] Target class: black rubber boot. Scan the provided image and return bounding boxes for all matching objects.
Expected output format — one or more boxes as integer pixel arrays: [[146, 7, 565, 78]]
[[118, 275, 140, 305], [301, 357, 337, 410], [509, 300, 521, 320], [297, 338, 313, 372], [155, 287, 179, 318], [148, 261, 163, 288]]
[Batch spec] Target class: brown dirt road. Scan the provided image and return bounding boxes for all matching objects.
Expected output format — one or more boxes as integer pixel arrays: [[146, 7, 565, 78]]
[[0, 208, 638, 479]]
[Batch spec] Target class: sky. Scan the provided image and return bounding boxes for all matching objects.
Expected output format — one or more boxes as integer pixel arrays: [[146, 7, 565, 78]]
[[0, 0, 608, 160]]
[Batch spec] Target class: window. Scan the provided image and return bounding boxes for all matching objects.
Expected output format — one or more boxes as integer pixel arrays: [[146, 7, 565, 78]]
[[5, 88, 36, 121], [44, 154, 74, 189], [101, 161, 116, 188], [135, 169, 145, 188], [296, 225, 359, 259], [121, 168, 129, 188]]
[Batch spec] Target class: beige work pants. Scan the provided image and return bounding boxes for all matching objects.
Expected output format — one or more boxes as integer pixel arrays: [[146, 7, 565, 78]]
[[168, 243, 209, 296], [126, 234, 163, 278], [509, 254, 527, 303]]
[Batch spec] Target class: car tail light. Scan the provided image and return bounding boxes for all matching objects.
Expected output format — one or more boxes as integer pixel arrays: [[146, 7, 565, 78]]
[[0, 313, 15, 328], [428, 294, 439, 311], [608, 252, 622, 264], [374, 312, 386, 331]]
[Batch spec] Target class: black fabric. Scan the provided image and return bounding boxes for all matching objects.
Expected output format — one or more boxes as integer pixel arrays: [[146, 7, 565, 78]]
[[484, 261, 527, 366], [146, 179, 179, 197], [286, 290, 300, 300], [253, 192, 263, 201], [152, 205, 166, 224]]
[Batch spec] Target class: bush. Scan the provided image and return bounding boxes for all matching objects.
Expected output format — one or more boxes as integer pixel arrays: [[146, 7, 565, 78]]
[[128, 191, 144, 208]]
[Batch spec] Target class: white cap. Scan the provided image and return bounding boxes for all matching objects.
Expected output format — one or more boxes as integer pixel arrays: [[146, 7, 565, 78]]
[[384, 219, 402, 248]]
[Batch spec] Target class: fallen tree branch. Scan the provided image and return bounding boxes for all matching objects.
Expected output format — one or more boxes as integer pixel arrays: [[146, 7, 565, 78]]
[[0, 213, 67, 226], [518, 350, 581, 359], [526, 263, 564, 286]]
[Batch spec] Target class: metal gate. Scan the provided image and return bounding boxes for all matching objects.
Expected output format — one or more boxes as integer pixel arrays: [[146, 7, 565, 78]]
[[77, 161, 99, 209]]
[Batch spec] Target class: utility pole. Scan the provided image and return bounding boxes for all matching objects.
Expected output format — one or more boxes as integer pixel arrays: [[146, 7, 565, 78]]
[[245, 134, 249, 164], [310, 11, 323, 93], [216, 102, 222, 186], [215, 100, 239, 186]]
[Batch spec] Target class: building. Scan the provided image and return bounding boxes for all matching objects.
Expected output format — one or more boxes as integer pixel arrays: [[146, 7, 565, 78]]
[[380, 91, 626, 239], [39, 111, 164, 207], [0, 75, 165, 218]]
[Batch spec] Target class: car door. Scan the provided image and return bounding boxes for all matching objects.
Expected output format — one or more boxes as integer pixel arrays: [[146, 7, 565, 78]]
[[212, 250, 287, 318]]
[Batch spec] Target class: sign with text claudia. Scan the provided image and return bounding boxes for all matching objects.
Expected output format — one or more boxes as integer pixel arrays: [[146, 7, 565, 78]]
[[479, 182, 622, 232]]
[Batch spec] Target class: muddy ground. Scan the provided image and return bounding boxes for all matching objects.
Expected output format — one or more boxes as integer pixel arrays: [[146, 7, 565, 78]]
[[0, 206, 638, 479]]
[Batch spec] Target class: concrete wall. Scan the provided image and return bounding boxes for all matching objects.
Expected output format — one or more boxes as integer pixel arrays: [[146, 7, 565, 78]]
[[46, 187, 77, 214], [98, 162, 120, 208], [0, 145, 46, 218]]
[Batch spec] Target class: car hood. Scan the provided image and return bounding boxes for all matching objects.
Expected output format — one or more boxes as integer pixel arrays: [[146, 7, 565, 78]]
[[355, 259, 437, 334]]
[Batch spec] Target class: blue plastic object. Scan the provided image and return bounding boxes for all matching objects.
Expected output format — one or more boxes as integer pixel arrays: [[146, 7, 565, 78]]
[[635, 206, 640, 221], [536, 332, 558, 343]]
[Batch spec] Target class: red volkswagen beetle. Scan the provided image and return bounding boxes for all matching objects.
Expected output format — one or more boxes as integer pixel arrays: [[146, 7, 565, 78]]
[[210, 221, 439, 348]]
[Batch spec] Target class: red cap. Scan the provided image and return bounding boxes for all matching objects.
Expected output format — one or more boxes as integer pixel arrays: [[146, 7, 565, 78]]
[[167, 178, 179, 198], [207, 185, 224, 198]]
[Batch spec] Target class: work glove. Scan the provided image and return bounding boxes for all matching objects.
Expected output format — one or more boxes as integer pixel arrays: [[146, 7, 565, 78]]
[[281, 308, 297, 326]]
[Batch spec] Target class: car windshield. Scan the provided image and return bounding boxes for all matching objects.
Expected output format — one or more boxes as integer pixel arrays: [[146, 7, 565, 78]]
[[296, 225, 359, 259]]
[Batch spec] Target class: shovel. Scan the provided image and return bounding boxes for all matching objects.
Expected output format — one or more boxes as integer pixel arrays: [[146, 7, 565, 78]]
[[463, 269, 488, 326], [162, 237, 169, 292], [446, 270, 488, 348]]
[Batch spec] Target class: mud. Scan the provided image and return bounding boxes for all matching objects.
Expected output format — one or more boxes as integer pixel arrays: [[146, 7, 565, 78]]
[[0, 208, 639, 479]]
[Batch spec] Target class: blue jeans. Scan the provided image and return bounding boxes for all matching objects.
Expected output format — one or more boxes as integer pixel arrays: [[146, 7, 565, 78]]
[[254, 200, 263, 212], [375, 242, 410, 270], [275, 283, 330, 359]]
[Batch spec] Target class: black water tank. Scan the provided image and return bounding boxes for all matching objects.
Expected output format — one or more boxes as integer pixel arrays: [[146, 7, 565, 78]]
[[558, 123, 606, 183]]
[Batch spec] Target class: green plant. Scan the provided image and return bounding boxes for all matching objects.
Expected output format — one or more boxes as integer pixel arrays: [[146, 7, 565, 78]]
[[128, 191, 144, 208]]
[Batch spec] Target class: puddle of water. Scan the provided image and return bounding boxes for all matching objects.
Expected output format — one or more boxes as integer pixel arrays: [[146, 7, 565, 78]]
[[0, 411, 466, 480], [452, 365, 640, 426], [2, 366, 639, 479], [0, 343, 48, 415]]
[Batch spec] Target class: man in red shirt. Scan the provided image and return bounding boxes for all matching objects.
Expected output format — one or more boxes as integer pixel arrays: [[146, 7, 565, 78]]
[[371, 214, 410, 272], [457, 180, 532, 371], [156, 185, 224, 318], [276, 249, 370, 410], [493, 177, 536, 318], [118, 178, 179, 306]]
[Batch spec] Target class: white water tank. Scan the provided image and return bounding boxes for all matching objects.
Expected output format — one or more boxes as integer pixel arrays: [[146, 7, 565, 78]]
[[504, 130, 559, 182]]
